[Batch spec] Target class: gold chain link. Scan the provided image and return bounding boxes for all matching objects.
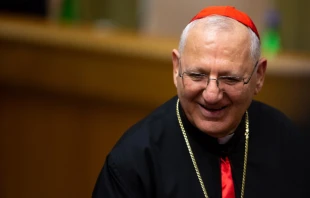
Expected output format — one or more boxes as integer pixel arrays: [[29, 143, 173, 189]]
[[176, 99, 249, 198]]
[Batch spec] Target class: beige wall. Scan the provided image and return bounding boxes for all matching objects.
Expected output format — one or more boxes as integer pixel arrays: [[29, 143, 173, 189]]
[[50, 0, 310, 51], [139, 0, 272, 37], [276, 0, 310, 51]]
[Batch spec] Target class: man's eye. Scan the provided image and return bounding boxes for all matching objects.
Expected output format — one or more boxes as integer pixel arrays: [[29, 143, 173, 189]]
[[221, 77, 241, 85], [187, 73, 206, 81]]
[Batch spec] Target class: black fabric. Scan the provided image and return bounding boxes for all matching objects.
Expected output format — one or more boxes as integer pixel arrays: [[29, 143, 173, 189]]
[[0, 0, 46, 17], [93, 96, 310, 198]]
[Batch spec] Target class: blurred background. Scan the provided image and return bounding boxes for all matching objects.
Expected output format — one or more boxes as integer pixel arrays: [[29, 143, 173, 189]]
[[0, 0, 309, 197]]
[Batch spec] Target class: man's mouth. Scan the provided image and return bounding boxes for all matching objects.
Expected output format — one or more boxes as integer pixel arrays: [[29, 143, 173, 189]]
[[199, 104, 227, 112]]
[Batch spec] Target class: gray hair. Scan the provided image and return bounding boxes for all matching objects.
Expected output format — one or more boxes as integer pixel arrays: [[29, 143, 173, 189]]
[[178, 15, 261, 64]]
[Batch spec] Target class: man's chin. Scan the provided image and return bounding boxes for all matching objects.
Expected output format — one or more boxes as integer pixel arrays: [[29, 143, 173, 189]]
[[195, 121, 231, 138]]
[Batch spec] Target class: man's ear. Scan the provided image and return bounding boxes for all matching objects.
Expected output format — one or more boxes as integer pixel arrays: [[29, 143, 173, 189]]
[[172, 49, 180, 88], [254, 58, 267, 95]]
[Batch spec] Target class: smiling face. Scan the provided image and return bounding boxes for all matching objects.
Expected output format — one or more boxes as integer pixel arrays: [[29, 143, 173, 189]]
[[172, 17, 266, 138]]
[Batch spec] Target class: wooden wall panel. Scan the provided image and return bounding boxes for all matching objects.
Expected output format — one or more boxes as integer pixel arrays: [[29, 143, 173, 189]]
[[0, 86, 152, 198], [0, 15, 309, 198]]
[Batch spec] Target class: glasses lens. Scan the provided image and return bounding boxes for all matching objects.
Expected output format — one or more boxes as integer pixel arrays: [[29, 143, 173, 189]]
[[219, 81, 243, 93], [182, 74, 244, 93]]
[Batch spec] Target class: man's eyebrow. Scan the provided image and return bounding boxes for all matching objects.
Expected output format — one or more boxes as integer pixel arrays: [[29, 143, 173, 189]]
[[187, 67, 242, 76], [219, 71, 241, 76], [185, 66, 210, 73], [217, 67, 245, 76]]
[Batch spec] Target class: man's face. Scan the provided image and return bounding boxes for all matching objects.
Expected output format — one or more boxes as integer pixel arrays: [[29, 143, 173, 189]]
[[172, 22, 266, 138]]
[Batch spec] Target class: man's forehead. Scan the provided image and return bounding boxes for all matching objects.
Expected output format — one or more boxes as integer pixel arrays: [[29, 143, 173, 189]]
[[185, 23, 250, 51], [188, 15, 250, 36], [181, 29, 252, 68]]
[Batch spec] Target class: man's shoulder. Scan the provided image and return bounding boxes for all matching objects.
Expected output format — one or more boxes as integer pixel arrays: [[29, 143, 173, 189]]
[[249, 100, 300, 137], [250, 100, 293, 125], [109, 96, 179, 160], [101, 96, 185, 196]]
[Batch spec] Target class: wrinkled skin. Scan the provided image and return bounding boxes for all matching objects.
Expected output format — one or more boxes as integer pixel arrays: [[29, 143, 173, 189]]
[[172, 20, 267, 138]]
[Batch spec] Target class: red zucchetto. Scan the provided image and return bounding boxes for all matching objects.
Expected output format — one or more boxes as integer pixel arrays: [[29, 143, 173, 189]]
[[190, 6, 260, 39]]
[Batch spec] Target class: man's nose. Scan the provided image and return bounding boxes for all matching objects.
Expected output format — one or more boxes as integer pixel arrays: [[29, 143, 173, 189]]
[[202, 78, 223, 103]]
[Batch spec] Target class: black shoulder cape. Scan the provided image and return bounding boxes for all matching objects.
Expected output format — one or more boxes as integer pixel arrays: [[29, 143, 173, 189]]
[[93, 96, 309, 198]]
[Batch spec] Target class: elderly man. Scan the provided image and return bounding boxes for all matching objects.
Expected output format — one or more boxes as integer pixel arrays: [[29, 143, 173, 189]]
[[93, 6, 308, 198]]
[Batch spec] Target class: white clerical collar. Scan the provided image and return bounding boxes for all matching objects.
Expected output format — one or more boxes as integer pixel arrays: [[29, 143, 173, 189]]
[[218, 133, 234, 144]]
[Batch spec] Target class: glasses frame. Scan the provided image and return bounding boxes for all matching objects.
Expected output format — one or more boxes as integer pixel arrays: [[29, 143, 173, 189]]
[[178, 59, 259, 89]]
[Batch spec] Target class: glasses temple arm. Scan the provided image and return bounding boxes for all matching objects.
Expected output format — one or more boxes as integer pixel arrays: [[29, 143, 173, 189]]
[[244, 61, 259, 84]]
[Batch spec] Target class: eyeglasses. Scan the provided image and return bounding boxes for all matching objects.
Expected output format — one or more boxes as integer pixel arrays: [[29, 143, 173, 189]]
[[178, 60, 258, 93]]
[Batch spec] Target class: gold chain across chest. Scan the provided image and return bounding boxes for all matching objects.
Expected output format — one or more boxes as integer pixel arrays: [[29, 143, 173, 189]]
[[176, 99, 250, 198]]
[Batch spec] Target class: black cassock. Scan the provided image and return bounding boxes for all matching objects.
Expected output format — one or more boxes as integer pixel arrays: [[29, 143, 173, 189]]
[[93, 96, 309, 198]]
